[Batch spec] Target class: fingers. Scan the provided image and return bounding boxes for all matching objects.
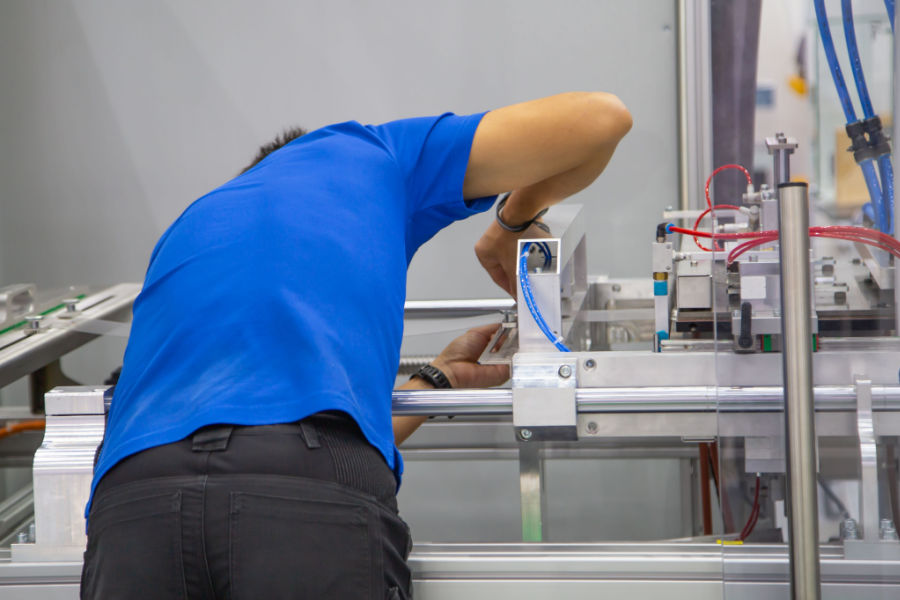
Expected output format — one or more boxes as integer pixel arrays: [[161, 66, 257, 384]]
[[467, 322, 502, 340]]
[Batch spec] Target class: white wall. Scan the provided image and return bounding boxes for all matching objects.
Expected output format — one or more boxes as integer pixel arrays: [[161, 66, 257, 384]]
[[0, 0, 678, 300]]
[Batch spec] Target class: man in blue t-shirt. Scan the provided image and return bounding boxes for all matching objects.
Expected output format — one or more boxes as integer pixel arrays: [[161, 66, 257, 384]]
[[81, 92, 632, 599]]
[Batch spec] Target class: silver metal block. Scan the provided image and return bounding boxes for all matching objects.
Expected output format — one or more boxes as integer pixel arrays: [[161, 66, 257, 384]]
[[12, 387, 110, 563], [675, 259, 712, 309]]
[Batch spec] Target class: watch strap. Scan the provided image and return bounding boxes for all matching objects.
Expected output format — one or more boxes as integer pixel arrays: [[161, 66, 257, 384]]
[[410, 364, 453, 389], [495, 193, 549, 233]]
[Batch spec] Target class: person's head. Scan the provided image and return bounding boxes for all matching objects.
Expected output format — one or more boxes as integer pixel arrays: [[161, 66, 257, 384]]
[[240, 126, 308, 174]]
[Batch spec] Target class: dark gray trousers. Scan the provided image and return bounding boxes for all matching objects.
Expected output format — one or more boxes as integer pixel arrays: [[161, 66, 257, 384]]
[[81, 414, 412, 600]]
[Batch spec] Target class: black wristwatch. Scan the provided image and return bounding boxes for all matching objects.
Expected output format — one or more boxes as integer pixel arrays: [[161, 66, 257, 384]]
[[495, 193, 549, 233], [410, 364, 453, 389]]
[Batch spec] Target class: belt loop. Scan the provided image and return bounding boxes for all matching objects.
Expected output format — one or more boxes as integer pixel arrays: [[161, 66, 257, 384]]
[[300, 421, 321, 449], [192, 425, 234, 452]]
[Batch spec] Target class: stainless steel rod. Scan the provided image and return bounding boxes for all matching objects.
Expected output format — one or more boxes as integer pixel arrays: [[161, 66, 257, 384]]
[[390, 385, 900, 415], [777, 182, 820, 599]]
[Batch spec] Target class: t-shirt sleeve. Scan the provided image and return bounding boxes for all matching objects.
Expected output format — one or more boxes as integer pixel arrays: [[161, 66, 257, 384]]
[[368, 112, 497, 257]]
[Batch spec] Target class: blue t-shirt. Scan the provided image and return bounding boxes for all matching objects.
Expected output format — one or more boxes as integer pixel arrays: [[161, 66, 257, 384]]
[[88, 112, 495, 514]]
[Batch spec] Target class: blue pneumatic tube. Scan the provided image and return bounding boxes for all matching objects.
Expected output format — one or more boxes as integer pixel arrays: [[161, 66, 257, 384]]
[[862, 160, 886, 232], [842, 0, 876, 119], [518, 242, 570, 352]]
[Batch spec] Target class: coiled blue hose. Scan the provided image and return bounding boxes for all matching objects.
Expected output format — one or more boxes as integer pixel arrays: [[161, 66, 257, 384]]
[[518, 242, 570, 352]]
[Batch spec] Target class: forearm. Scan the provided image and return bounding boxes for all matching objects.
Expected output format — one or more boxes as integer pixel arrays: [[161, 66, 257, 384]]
[[392, 377, 432, 445], [499, 138, 622, 224]]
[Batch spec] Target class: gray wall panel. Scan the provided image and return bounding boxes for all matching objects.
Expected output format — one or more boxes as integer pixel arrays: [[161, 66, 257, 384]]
[[0, 0, 678, 297]]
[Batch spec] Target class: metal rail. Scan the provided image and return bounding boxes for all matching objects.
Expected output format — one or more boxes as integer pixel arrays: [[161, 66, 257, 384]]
[[390, 385, 900, 415]]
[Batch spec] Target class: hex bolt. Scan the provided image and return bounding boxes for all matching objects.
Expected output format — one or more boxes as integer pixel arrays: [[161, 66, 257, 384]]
[[519, 429, 533, 441], [63, 298, 80, 313], [840, 517, 860, 540], [584, 359, 596, 370], [880, 518, 899, 541], [28, 522, 35, 543], [586, 421, 599, 434], [558, 365, 572, 378], [16, 532, 28, 544]]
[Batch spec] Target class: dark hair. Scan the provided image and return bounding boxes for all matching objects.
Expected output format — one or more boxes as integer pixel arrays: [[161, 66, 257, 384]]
[[240, 126, 308, 174]]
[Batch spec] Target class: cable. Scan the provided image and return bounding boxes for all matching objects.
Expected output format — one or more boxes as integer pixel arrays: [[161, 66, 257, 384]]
[[817, 0, 888, 232], [691, 205, 745, 252], [878, 155, 894, 234], [0, 420, 45, 441], [739, 475, 762, 541], [887, 0, 895, 32], [705, 165, 752, 211], [815, 0, 859, 123], [817, 474, 851, 520], [726, 229, 900, 264], [842, 0, 875, 119], [667, 224, 774, 241], [862, 157, 887, 234], [518, 242, 570, 352]]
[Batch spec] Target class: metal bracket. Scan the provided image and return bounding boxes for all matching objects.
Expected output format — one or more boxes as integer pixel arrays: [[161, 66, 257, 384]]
[[844, 377, 900, 559]]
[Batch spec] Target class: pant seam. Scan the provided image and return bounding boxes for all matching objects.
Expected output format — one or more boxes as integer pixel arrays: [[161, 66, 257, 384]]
[[200, 452, 215, 599]]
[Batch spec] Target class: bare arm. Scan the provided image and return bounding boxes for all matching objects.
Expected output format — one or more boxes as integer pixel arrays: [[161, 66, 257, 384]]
[[464, 92, 632, 295], [392, 324, 509, 445]]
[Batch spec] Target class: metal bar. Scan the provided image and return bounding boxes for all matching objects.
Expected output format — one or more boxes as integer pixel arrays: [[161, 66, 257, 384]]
[[518, 443, 545, 542], [698, 444, 713, 535], [777, 182, 821, 598], [403, 299, 513, 318], [855, 378, 880, 540], [0, 284, 139, 389], [390, 385, 900, 416], [677, 0, 713, 212]]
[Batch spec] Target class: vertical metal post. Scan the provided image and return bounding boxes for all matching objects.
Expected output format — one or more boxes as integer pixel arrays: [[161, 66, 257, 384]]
[[678, 0, 713, 211], [854, 378, 879, 540], [777, 182, 821, 599], [518, 443, 546, 542], [893, 5, 900, 333]]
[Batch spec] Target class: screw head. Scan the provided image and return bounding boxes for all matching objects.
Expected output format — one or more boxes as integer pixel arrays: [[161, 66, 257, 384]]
[[16, 532, 28, 544], [519, 429, 533, 440], [586, 421, 598, 434], [558, 365, 572, 378], [24, 315, 43, 333], [584, 359, 596, 370], [63, 298, 79, 313], [611, 283, 622, 292]]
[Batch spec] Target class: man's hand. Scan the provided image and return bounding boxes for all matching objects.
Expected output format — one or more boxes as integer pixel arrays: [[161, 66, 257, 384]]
[[474, 219, 551, 298], [394, 324, 509, 444], [430, 323, 509, 389]]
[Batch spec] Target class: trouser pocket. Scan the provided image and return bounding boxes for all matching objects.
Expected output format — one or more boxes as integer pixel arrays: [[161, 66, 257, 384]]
[[81, 490, 185, 600], [229, 491, 381, 600]]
